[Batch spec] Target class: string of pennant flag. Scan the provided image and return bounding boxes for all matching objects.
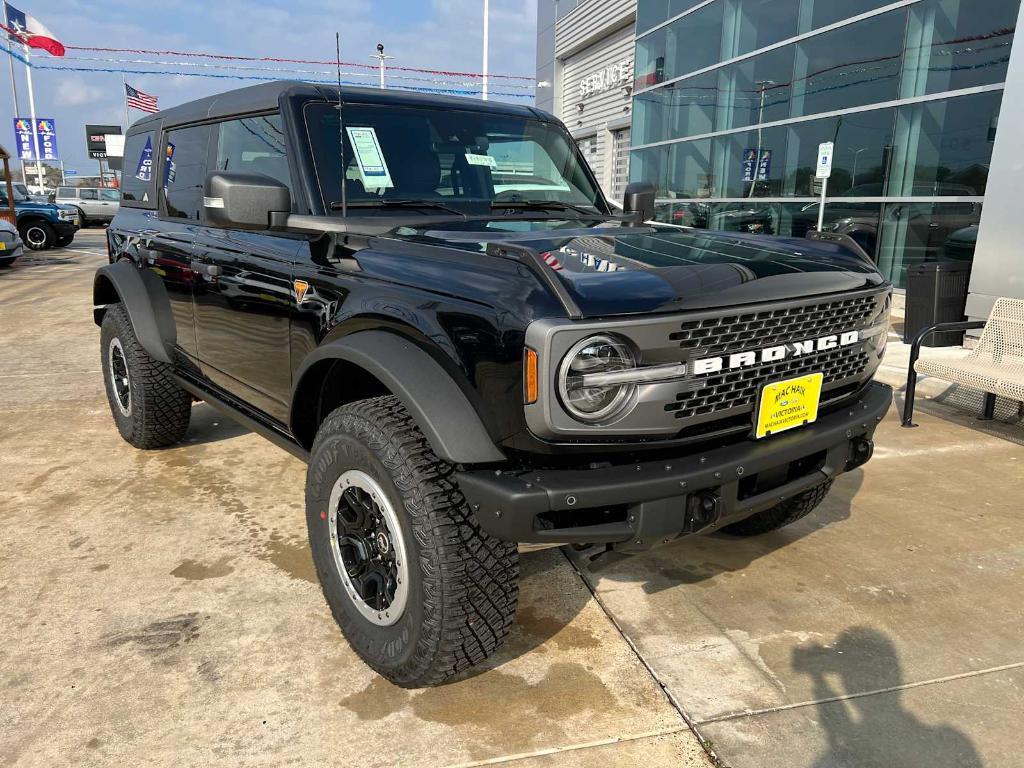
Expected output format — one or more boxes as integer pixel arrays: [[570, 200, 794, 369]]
[[0, 14, 535, 102]]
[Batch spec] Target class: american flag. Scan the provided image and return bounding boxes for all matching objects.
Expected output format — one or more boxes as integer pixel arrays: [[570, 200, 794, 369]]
[[125, 83, 158, 113]]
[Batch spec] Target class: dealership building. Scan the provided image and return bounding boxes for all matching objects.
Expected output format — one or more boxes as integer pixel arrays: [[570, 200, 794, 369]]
[[537, 0, 1024, 314]]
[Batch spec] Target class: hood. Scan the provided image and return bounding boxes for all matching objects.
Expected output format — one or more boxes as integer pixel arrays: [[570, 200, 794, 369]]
[[15, 200, 59, 214], [391, 219, 887, 318]]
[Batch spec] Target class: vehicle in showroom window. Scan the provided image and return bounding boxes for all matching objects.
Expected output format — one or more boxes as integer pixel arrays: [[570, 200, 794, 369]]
[[93, 82, 891, 687]]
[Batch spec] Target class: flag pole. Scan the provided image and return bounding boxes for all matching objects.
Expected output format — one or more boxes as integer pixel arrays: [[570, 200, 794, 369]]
[[481, 0, 489, 101], [7, 41, 27, 185], [23, 44, 44, 191], [122, 74, 130, 129]]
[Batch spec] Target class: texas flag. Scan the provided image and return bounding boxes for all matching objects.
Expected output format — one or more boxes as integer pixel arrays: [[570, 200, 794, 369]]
[[4, 2, 65, 57]]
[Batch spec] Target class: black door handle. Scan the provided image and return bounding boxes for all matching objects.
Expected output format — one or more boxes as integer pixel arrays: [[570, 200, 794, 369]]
[[190, 260, 223, 277]]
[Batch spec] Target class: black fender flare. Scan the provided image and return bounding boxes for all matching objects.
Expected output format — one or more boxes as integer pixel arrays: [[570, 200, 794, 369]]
[[92, 261, 176, 364], [291, 331, 506, 465]]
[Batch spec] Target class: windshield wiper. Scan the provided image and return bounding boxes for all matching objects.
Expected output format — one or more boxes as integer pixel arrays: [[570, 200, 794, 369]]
[[489, 200, 605, 217], [330, 198, 466, 217]]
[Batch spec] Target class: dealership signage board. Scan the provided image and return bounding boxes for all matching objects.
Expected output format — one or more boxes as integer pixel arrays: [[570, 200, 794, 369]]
[[86, 124, 122, 159], [12, 118, 59, 161]]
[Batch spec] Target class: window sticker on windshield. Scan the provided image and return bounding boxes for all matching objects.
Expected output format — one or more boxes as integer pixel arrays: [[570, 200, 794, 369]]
[[135, 136, 153, 182], [465, 152, 497, 168], [345, 126, 393, 190]]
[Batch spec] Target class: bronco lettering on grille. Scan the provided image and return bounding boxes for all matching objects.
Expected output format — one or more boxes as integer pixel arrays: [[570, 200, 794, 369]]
[[691, 330, 861, 375]]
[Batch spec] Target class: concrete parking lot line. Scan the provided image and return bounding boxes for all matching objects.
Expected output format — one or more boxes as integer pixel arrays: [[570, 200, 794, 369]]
[[439, 726, 708, 767], [697, 666, 1024, 768]]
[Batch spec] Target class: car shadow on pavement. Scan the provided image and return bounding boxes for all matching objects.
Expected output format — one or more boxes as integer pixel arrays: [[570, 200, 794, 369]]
[[575, 469, 863, 595], [181, 402, 251, 446], [793, 626, 984, 767]]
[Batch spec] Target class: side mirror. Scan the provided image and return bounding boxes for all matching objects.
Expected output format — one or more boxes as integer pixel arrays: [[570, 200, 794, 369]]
[[204, 171, 290, 230], [622, 181, 655, 226]]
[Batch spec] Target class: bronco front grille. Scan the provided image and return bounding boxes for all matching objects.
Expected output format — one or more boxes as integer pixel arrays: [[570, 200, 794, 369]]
[[666, 346, 870, 420], [670, 294, 878, 357], [664, 291, 883, 424]]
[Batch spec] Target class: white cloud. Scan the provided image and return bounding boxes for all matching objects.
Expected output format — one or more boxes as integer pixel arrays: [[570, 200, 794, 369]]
[[54, 77, 104, 107]]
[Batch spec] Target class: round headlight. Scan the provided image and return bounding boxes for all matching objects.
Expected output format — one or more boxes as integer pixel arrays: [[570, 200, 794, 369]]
[[557, 334, 637, 423]]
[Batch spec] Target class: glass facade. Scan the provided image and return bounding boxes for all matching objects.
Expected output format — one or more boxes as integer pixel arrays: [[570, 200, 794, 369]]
[[630, 0, 1019, 287]]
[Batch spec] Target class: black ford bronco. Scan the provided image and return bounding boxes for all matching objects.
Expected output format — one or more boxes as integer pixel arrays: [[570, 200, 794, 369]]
[[94, 81, 892, 687]]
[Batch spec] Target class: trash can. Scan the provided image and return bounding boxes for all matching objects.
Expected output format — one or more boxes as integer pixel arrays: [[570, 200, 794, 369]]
[[903, 261, 972, 347]]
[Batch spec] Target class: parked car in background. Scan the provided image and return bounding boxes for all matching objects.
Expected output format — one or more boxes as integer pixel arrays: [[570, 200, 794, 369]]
[[54, 186, 121, 226], [13, 183, 51, 203], [0, 218, 24, 267], [0, 182, 79, 250]]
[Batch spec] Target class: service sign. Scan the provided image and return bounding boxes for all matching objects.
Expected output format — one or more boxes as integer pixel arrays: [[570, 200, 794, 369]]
[[12, 117, 59, 161], [578, 59, 633, 100]]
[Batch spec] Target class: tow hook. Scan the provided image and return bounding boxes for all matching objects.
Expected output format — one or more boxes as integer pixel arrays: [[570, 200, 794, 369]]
[[847, 437, 874, 470]]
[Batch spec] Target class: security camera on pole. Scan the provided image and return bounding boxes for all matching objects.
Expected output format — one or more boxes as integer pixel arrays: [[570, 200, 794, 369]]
[[371, 43, 393, 89]]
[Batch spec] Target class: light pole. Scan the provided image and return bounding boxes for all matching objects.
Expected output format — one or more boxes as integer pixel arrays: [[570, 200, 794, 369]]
[[482, 0, 489, 100], [748, 80, 774, 199], [372, 43, 393, 89], [851, 147, 868, 189]]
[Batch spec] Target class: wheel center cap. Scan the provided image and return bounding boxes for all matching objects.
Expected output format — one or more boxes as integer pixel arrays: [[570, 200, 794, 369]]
[[375, 530, 390, 554]]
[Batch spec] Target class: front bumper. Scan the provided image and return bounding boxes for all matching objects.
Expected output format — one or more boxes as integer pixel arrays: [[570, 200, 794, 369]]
[[55, 218, 79, 235], [458, 381, 892, 553]]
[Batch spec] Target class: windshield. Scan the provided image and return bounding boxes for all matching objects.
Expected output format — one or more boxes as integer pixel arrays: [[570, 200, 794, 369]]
[[304, 101, 607, 217], [2, 183, 31, 203]]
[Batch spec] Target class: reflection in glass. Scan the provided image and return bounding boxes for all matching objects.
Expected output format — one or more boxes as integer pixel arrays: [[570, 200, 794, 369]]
[[901, 0, 1018, 98], [635, 2, 726, 89], [889, 90, 1001, 197], [794, 10, 906, 119], [632, 71, 718, 146], [876, 202, 983, 285]]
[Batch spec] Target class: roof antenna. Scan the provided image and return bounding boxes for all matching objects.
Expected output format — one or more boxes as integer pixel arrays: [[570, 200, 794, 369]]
[[336, 31, 347, 219]]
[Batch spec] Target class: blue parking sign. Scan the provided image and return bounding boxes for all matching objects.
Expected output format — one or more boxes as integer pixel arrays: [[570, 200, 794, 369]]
[[742, 148, 756, 182]]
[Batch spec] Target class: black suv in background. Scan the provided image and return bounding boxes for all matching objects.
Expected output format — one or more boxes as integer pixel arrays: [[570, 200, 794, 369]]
[[94, 82, 891, 687]]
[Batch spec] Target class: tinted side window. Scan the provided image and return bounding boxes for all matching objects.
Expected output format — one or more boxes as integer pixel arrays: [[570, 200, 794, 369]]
[[57, 187, 75, 198], [121, 130, 157, 206], [79, 189, 98, 200], [102, 189, 121, 201], [214, 114, 292, 199], [163, 124, 213, 221]]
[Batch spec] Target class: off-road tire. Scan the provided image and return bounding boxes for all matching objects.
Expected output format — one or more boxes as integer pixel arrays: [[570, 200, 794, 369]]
[[306, 395, 519, 688], [100, 303, 191, 448], [0, 256, 16, 268], [722, 479, 834, 536], [19, 220, 55, 251]]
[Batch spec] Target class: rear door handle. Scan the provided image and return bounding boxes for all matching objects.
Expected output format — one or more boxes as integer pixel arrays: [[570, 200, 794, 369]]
[[190, 260, 223, 277]]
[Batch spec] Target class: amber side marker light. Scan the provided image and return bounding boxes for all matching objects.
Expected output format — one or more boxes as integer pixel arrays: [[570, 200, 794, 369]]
[[524, 348, 539, 405]]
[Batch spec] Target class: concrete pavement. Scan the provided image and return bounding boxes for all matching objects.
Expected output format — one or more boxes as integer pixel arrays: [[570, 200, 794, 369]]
[[2, 231, 1021, 767], [0, 231, 708, 767]]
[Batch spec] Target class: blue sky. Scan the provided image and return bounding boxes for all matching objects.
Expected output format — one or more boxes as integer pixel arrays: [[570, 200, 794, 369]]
[[2, 0, 538, 174]]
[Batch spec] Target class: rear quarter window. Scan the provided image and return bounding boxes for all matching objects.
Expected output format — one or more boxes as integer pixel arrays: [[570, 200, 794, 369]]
[[121, 130, 158, 207]]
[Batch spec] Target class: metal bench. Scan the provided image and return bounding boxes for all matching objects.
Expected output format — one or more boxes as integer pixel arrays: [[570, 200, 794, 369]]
[[902, 297, 1024, 427]]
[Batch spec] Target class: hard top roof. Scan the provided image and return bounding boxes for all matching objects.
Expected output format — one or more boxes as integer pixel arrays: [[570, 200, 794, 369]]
[[128, 80, 547, 133]]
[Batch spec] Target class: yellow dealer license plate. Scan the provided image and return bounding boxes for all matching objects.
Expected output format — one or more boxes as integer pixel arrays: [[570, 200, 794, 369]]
[[755, 373, 823, 439], [0, 241, 5, 250]]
